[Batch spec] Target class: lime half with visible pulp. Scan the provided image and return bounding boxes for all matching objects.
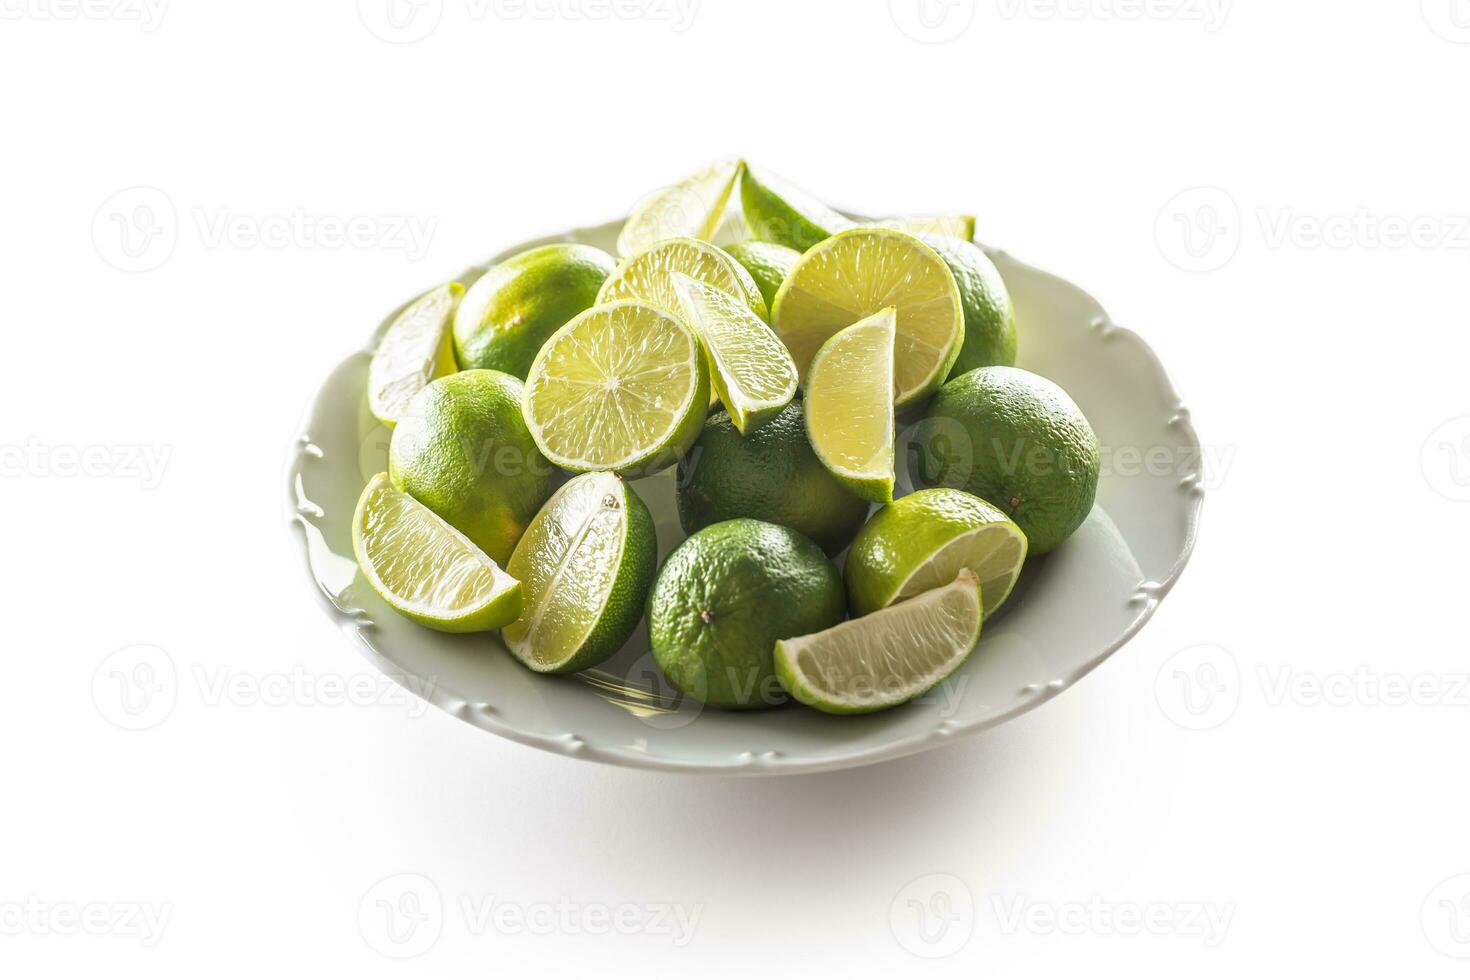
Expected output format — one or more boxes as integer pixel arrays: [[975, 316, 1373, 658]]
[[596, 237, 767, 322], [352, 472, 522, 632], [803, 307, 896, 503], [522, 301, 709, 477], [775, 569, 982, 715], [503, 472, 657, 674]]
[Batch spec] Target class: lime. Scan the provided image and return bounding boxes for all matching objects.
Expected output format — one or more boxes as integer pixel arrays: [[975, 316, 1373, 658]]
[[739, 165, 854, 252], [388, 369, 559, 566], [773, 227, 963, 406], [648, 519, 845, 709], [916, 366, 1099, 555], [596, 237, 767, 322], [724, 240, 800, 313], [503, 472, 656, 674], [872, 215, 976, 240], [845, 488, 1027, 618], [775, 570, 982, 715], [803, 308, 897, 504], [453, 243, 615, 379], [921, 234, 1017, 377], [676, 402, 870, 557], [352, 473, 522, 632], [368, 282, 462, 426], [617, 158, 744, 258], [670, 272, 797, 433], [522, 301, 709, 477]]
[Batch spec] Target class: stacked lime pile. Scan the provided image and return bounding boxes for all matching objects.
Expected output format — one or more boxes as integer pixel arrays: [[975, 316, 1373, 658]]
[[354, 159, 1099, 715]]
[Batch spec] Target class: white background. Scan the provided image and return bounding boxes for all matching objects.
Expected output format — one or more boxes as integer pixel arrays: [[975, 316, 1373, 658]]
[[3, 0, 1469, 975]]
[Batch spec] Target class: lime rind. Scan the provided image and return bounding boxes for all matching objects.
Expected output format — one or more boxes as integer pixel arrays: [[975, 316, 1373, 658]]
[[670, 272, 797, 433], [352, 473, 521, 633], [367, 282, 462, 426], [775, 570, 983, 715], [617, 158, 745, 258], [522, 301, 709, 477], [739, 165, 855, 253], [803, 307, 896, 503], [503, 472, 657, 674]]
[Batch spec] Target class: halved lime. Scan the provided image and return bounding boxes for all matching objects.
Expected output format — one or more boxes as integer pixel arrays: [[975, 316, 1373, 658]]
[[617, 158, 744, 258], [503, 472, 657, 674], [596, 237, 767, 322], [367, 282, 462, 426], [773, 227, 963, 406], [352, 472, 521, 632], [671, 272, 797, 433], [522, 301, 709, 477], [803, 307, 896, 503], [871, 215, 976, 240], [845, 488, 1027, 618], [775, 570, 983, 715], [739, 165, 854, 252]]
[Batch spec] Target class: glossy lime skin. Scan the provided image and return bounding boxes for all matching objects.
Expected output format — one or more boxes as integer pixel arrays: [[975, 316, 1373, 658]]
[[922, 235, 1018, 378], [844, 488, 1018, 615], [388, 370, 561, 565], [648, 519, 845, 709], [915, 367, 1099, 555], [452, 243, 616, 378], [676, 403, 871, 557], [724, 240, 800, 315], [739, 167, 842, 253]]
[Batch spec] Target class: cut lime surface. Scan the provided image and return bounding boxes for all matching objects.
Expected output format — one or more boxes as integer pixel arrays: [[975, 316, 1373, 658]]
[[617, 158, 744, 258], [522, 301, 709, 477], [671, 272, 797, 433], [503, 472, 657, 674], [845, 488, 1027, 618], [596, 237, 767, 322], [773, 227, 963, 406], [775, 569, 983, 715], [803, 307, 896, 503], [352, 472, 521, 633], [368, 282, 462, 426]]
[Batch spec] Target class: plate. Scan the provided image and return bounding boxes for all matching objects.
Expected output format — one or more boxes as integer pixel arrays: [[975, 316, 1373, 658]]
[[284, 217, 1203, 775]]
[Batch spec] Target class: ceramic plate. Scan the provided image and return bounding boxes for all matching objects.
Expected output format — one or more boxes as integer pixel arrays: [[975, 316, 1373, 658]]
[[285, 217, 1202, 775]]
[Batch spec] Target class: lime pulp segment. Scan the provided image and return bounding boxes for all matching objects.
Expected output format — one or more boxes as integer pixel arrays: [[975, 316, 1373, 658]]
[[803, 307, 896, 503], [596, 236, 767, 322], [367, 282, 462, 426]]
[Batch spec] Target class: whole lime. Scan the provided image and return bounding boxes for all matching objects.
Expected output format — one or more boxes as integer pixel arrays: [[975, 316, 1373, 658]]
[[453, 243, 616, 378], [724, 240, 800, 314], [914, 366, 1099, 555], [389, 369, 560, 565], [648, 519, 845, 709], [677, 403, 871, 557], [921, 235, 1018, 377]]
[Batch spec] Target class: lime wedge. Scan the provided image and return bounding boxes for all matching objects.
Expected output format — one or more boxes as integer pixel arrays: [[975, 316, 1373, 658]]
[[739, 165, 854, 252], [596, 237, 767, 322], [870, 214, 975, 240], [522, 301, 709, 477], [773, 227, 963, 407], [503, 472, 657, 674], [671, 272, 797, 433], [617, 158, 745, 258], [367, 282, 462, 426], [803, 307, 896, 503], [352, 472, 521, 632], [775, 570, 983, 715], [845, 488, 1028, 618]]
